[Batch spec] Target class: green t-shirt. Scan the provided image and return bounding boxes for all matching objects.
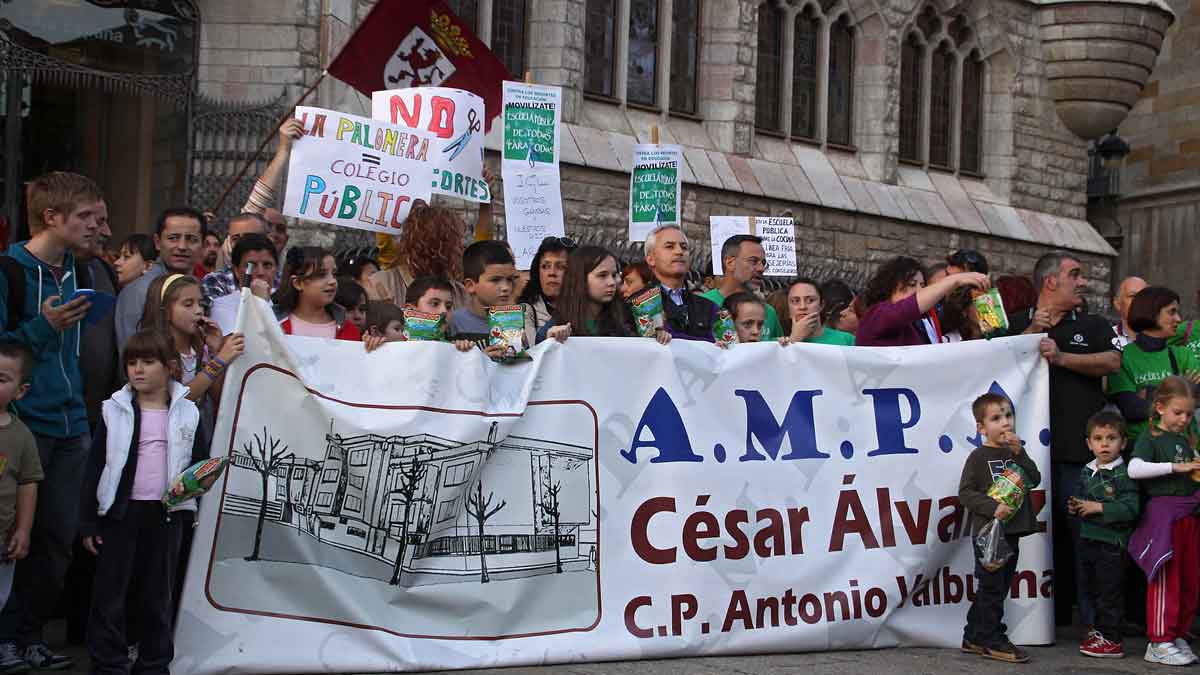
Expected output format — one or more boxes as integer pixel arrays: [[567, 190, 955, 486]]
[[700, 289, 784, 341], [1107, 341, 1199, 440], [806, 327, 855, 346], [0, 415, 43, 536], [1172, 320, 1200, 361], [1132, 429, 1199, 497]]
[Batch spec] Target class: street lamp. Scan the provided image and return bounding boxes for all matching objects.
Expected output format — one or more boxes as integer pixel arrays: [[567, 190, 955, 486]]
[[1096, 130, 1131, 170]]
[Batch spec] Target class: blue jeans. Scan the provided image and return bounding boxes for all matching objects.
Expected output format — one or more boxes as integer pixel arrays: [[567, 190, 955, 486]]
[[1053, 461, 1094, 626], [0, 433, 90, 643]]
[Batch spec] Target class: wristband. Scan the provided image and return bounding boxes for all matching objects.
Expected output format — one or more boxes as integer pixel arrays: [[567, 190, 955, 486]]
[[211, 356, 228, 369]]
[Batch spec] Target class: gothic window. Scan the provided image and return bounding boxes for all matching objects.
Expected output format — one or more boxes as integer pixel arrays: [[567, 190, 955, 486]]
[[960, 51, 984, 174], [791, 8, 819, 139], [899, 33, 923, 162], [585, 0, 618, 97], [755, 3, 784, 131], [929, 42, 954, 168], [628, 0, 660, 106], [492, 0, 527, 78], [670, 0, 701, 114], [827, 14, 854, 147]]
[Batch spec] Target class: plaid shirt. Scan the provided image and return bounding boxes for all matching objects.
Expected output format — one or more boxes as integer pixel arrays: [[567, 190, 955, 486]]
[[200, 267, 237, 312]]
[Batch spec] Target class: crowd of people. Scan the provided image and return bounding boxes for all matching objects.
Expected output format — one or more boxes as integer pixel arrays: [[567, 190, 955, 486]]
[[0, 118, 1198, 673]]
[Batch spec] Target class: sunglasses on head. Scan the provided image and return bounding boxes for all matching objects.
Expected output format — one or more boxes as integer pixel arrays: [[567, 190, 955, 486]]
[[948, 250, 983, 267], [542, 236, 577, 250]]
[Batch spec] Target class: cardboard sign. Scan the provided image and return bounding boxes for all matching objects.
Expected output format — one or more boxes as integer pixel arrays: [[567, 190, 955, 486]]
[[283, 106, 436, 235], [708, 216, 797, 277], [501, 81, 565, 269], [371, 87, 490, 203], [629, 144, 682, 242]]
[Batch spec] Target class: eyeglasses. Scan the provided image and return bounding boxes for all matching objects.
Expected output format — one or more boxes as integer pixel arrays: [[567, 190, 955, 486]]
[[541, 236, 577, 250]]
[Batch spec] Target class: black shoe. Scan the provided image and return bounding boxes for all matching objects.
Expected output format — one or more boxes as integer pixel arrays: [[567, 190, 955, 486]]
[[982, 639, 1030, 663], [21, 644, 70, 671]]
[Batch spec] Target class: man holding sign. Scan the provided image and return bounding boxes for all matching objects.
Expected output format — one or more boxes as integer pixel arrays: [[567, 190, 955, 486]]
[[701, 234, 784, 340]]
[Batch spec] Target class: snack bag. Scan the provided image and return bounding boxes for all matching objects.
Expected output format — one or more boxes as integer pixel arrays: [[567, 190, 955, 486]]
[[975, 517, 1014, 572], [630, 288, 665, 338], [488, 305, 527, 358], [974, 288, 1009, 334], [402, 308, 445, 341], [986, 463, 1028, 522], [163, 457, 228, 509], [713, 310, 738, 344]]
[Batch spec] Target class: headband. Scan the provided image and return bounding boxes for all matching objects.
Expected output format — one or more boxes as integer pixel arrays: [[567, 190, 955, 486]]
[[160, 273, 185, 301]]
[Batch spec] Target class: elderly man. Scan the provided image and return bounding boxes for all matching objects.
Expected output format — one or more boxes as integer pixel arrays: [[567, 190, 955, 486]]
[[701, 234, 784, 340], [1111, 276, 1147, 350], [644, 225, 717, 341]]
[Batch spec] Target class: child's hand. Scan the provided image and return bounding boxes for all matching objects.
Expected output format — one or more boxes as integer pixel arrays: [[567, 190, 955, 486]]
[[1075, 500, 1103, 517], [778, 337, 792, 346], [6, 528, 29, 560], [1172, 461, 1200, 474], [994, 503, 1013, 520], [483, 344, 508, 361], [200, 317, 224, 351], [82, 535, 103, 556], [1186, 369, 1200, 386], [1000, 431, 1023, 456], [453, 340, 474, 353], [716, 340, 730, 350], [654, 328, 671, 346], [547, 324, 571, 343], [217, 333, 245, 364], [363, 335, 387, 353]]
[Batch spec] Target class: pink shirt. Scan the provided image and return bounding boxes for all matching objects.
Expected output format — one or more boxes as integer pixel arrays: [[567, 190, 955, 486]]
[[130, 409, 169, 500], [287, 314, 337, 339]]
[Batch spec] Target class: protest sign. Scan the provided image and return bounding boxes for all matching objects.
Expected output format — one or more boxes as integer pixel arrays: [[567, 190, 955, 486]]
[[709, 216, 751, 275], [708, 216, 798, 276], [501, 81, 565, 269], [629, 145, 683, 241], [282, 106, 435, 234], [175, 293, 1054, 674], [371, 88, 490, 203]]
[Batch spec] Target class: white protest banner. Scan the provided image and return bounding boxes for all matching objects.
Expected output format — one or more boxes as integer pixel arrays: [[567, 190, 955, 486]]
[[709, 216, 751, 275], [757, 216, 798, 276], [371, 87, 490, 203], [629, 144, 683, 242], [175, 293, 1053, 674], [501, 81, 565, 269], [282, 106, 435, 234]]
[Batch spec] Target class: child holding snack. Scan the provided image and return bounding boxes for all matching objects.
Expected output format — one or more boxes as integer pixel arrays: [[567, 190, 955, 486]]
[[0, 340, 42, 614], [539, 246, 669, 345], [958, 392, 1041, 663], [274, 247, 361, 342], [406, 276, 456, 317], [1126, 376, 1200, 666], [449, 241, 535, 358], [720, 292, 766, 344], [79, 330, 209, 675], [1068, 410, 1139, 659]]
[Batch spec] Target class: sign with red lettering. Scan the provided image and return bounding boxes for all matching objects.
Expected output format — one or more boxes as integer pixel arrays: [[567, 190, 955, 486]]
[[372, 87, 490, 203], [282, 106, 436, 235]]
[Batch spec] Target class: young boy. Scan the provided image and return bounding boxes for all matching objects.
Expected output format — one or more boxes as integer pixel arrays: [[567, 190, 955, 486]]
[[366, 302, 406, 342], [448, 241, 535, 357], [1069, 411, 1138, 659], [406, 276, 455, 318], [958, 392, 1042, 663], [0, 340, 43, 615]]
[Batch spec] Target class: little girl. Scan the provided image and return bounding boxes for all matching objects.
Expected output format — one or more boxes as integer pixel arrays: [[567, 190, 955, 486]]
[[538, 246, 669, 345], [79, 329, 209, 674], [113, 234, 156, 289], [1127, 375, 1200, 666], [722, 292, 766, 344], [335, 278, 369, 335], [274, 247, 362, 341], [141, 274, 244, 405]]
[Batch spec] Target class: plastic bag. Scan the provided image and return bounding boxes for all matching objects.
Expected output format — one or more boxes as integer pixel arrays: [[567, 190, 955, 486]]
[[401, 308, 445, 341], [713, 310, 738, 344], [973, 288, 1009, 334], [630, 288, 665, 338], [975, 517, 1014, 572], [487, 305, 527, 358], [986, 464, 1028, 522], [163, 457, 228, 509]]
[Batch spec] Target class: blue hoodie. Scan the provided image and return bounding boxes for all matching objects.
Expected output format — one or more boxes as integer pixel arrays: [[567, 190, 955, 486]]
[[0, 242, 88, 439]]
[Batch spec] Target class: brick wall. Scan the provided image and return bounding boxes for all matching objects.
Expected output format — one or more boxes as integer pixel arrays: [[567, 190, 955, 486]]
[[197, 0, 322, 102]]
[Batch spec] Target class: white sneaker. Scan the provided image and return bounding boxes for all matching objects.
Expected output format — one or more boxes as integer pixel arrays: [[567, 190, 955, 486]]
[[1173, 638, 1198, 664], [1146, 641, 1194, 666]]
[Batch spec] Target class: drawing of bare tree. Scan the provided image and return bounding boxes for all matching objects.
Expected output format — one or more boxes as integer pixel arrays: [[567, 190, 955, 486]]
[[388, 455, 429, 586], [538, 470, 564, 574], [465, 480, 506, 583], [240, 427, 294, 561]]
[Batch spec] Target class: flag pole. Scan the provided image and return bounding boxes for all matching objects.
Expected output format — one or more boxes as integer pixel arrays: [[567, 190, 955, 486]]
[[209, 71, 327, 217]]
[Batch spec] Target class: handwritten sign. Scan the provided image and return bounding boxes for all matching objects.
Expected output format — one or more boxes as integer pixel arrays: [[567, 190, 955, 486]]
[[282, 106, 435, 234], [708, 216, 797, 276], [502, 81, 565, 269], [371, 87, 489, 203], [629, 145, 682, 242]]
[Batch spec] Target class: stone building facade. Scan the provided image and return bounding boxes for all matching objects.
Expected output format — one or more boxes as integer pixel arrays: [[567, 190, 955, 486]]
[[188, 0, 1177, 304]]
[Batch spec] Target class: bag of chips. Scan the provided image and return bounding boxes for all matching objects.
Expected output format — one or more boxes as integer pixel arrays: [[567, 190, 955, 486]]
[[974, 288, 1009, 335], [488, 305, 527, 358], [975, 517, 1014, 572], [163, 457, 228, 509], [713, 310, 738, 344], [630, 288, 665, 338], [401, 308, 445, 341], [986, 463, 1028, 522]]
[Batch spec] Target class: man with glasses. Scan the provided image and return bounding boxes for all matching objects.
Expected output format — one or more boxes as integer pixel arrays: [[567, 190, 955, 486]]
[[644, 225, 718, 341], [701, 234, 784, 340]]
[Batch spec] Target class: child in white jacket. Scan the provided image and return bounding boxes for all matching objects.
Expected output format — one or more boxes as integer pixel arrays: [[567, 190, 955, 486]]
[[78, 329, 208, 675]]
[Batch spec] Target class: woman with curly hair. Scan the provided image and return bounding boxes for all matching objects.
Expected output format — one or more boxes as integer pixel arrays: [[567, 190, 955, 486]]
[[368, 203, 471, 308], [856, 256, 989, 347]]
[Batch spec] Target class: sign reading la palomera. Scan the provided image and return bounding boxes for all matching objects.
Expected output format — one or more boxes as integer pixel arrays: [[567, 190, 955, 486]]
[[283, 106, 436, 234]]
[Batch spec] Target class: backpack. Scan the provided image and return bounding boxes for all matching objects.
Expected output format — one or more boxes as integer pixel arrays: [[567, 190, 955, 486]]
[[0, 255, 102, 331]]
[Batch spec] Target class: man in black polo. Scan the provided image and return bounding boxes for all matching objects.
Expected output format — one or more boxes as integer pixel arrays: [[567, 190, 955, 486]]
[[1007, 250, 1120, 628]]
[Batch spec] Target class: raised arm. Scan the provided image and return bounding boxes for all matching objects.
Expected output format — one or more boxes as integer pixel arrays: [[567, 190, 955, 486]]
[[915, 272, 989, 314], [242, 118, 304, 215]]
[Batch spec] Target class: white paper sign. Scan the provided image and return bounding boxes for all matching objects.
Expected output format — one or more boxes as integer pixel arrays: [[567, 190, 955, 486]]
[[629, 144, 683, 242], [757, 216, 798, 276], [372, 87, 490, 203], [709, 216, 752, 275], [283, 106, 435, 234], [501, 81, 565, 269]]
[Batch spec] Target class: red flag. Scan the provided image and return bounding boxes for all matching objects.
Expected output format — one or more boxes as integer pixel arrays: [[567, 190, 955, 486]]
[[327, 0, 512, 131]]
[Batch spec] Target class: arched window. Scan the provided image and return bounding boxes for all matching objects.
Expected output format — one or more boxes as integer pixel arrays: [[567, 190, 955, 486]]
[[960, 51, 984, 174], [755, 3, 784, 131], [827, 14, 854, 147], [899, 33, 923, 162], [584, 0, 618, 97], [791, 8, 819, 139], [929, 41, 954, 168], [627, 0, 659, 106], [670, 0, 701, 114]]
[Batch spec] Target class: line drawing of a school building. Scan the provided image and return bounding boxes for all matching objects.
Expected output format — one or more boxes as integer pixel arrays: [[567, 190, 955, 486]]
[[220, 419, 598, 586]]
